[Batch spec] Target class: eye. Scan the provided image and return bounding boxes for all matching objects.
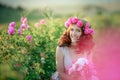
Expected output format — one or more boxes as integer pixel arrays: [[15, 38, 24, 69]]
[[76, 29, 81, 32], [70, 28, 73, 31]]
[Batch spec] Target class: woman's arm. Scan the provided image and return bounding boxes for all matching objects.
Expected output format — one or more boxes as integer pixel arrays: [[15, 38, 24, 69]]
[[56, 46, 73, 80]]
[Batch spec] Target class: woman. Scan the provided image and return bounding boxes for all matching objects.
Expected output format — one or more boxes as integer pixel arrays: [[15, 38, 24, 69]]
[[52, 17, 99, 80]]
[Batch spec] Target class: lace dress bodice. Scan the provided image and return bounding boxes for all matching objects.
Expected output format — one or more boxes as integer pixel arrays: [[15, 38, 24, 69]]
[[61, 46, 99, 80], [61, 47, 88, 69]]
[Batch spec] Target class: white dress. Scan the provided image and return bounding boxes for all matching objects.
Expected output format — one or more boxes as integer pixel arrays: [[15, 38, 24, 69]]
[[51, 46, 99, 80]]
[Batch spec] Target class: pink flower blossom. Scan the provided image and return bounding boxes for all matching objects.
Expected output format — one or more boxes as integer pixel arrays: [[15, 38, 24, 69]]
[[65, 21, 70, 28], [21, 17, 24, 22], [85, 22, 95, 35], [84, 28, 90, 34], [20, 17, 29, 30], [84, 28, 95, 35], [21, 17, 28, 24], [40, 19, 46, 25], [8, 27, 15, 35], [18, 29, 22, 35], [23, 18, 28, 24], [71, 17, 79, 24], [77, 20, 83, 27], [85, 22, 90, 28], [67, 17, 73, 23], [9, 22, 16, 27], [64, 17, 95, 35], [89, 28, 95, 35], [26, 25, 29, 30], [20, 24, 28, 30], [34, 22, 40, 28], [26, 35, 32, 42]]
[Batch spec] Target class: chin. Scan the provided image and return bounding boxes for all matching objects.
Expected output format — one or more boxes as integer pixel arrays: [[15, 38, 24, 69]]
[[71, 40, 78, 43]]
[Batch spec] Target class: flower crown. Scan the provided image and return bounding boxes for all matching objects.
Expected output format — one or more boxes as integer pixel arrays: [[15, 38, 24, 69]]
[[65, 17, 95, 35]]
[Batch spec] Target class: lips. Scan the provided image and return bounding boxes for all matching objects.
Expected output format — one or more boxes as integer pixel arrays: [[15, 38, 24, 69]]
[[71, 35, 79, 42], [71, 35, 78, 39]]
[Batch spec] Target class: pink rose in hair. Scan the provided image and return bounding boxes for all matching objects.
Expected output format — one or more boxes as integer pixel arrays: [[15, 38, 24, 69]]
[[77, 20, 83, 27], [84, 28, 95, 35], [89, 28, 95, 35], [71, 17, 79, 24], [85, 22, 90, 28], [67, 17, 73, 23], [64, 17, 95, 35], [65, 21, 70, 28], [84, 28, 90, 34]]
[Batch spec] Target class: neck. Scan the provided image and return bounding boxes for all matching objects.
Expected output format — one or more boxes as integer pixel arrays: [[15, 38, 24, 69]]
[[70, 42, 78, 49], [70, 42, 81, 54]]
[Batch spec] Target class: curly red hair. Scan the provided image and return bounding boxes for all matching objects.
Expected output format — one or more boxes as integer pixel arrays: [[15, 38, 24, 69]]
[[58, 25, 95, 53]]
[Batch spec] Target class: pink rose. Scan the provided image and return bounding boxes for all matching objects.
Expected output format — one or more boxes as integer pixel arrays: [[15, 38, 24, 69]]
[[65, 21, 70, 28], [8, 27, 15, 35], [40, 19, 46, 25], [71, 17, 79, 24], [23, 18, 28, 24], [77, 20, 83, 27], [84, 28, 90, 34], [20, 24, 28, 30], [85, 22, 90, 28], [67, 17, 73, 23], [26, 25, 29, 30], [34, 22, 40, 28], [20, 24, 26, 30], [21, 17, 24, 22], [18, 29, 22, 35], [84, 28, 95, 35], [9, 22, 16, 27], [21, 17, 28, 24], [89, 28, 95, 35], [26, 35, 32, 42]]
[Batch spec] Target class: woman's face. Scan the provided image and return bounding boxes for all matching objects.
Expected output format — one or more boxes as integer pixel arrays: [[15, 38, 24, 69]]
[[70, 24, 82, 43]]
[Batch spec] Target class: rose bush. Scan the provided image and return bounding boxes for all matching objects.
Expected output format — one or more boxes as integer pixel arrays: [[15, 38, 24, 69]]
[[0, 17, 65, 80]]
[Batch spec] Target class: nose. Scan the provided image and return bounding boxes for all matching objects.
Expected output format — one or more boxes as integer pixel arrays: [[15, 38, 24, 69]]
[[72, 30, 76, 35], [72, 31, 77, 36]]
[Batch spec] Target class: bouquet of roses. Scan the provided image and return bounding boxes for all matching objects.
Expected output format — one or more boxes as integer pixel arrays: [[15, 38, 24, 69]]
[[67, 58, 99, 80], [68, 58, 89, 75]]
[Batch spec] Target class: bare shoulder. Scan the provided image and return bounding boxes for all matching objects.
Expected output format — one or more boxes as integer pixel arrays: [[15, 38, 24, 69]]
[[56, 46, 62, 52], [56, 46, 64, 56]]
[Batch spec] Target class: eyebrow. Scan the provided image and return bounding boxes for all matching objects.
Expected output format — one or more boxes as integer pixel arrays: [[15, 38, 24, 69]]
[[75, 28, 81, 31]]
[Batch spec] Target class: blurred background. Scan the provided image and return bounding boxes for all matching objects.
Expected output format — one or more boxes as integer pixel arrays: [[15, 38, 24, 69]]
[[0, 0, 120, 23], [0, 0, 120, 80]]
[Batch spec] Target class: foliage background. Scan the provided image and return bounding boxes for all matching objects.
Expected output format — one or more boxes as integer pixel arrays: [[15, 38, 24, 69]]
[[0, 2, 120, 80]]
